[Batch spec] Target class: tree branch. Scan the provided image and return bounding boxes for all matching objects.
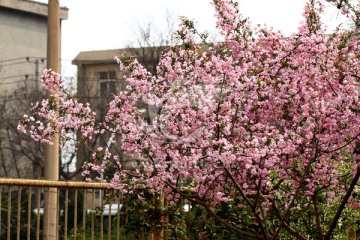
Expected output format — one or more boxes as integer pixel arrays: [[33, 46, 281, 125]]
[[324, 166, 360, 240], [164, 181, 265, 240], [223, 167, 270, 239], [271, 202, 307, 240], [312, 194, 324, 240]]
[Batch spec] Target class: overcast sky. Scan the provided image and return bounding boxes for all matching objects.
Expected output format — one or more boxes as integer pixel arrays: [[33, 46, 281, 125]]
[[35, 0, 348, 77]]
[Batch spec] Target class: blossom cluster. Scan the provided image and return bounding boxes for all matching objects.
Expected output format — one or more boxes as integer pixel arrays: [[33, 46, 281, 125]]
[[20, 0, 360, 238], [19, 69, 97, 146]]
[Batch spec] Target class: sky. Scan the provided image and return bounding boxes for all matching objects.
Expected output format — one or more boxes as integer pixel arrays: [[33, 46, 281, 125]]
[[35, 0, 348, 77]]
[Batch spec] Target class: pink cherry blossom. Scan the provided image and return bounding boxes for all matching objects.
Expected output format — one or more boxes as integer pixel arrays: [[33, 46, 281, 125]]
[[19, 1, 360, 239]]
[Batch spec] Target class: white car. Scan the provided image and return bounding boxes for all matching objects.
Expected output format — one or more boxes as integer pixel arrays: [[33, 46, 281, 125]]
[[33, 207, 64, 215], [102, 203, 123, 216], [87, 203, 123, 216]]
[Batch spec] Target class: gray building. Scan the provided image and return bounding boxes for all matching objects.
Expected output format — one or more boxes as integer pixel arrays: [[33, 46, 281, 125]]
[[0, 0, 68, 93], [0, 0, 68, 179]]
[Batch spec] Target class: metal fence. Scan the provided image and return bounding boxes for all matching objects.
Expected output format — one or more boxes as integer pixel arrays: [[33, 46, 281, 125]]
[[0, 178, 143, 240], [0, 178, 236, 240]]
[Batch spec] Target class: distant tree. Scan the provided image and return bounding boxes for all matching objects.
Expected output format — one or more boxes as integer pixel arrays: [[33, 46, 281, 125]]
[[21, 0, 360, 239], [0, 78, 77, 179], [0, 81, 44, 178], [125, 10, 177, 75], [0, 58, 31, 176]]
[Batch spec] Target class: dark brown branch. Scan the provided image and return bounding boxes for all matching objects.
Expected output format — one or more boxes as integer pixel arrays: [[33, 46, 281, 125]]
[[223, 167, 270, 239], [202, 203, 265, 240], [223, 167, 254, 209], [324, 134, 359, 154], [6, 128, 20, 178], [324, 166, 360, 240], [229, 100, 239, 136], [0, 141, 8, 177], [272, 135, 320, 239], [164, 181, 264, 240], [312, 194, 324, 240], [271, 202, 307, 240]]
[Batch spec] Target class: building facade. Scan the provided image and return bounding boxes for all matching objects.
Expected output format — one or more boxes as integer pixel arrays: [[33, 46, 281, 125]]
[[0, 0, 68, 93], [0, 0, 68, 178]]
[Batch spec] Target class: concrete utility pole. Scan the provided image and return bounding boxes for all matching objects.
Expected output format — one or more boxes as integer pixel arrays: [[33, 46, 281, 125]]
[[44, 0, 60, 239]]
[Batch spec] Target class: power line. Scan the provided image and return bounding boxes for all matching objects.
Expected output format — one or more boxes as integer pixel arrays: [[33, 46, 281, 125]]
[[0, 74, 36, 81], [0, 74, 77, 83], [1, 61, 38, 68], [0, 57, 46, 64], [61, 59, 75, 62], [0, 96, 43, 101], [0, 57, 29, 63], [77, 76, 124, 81], [0, 94, 119, 101], [0, 57, 73, 63]]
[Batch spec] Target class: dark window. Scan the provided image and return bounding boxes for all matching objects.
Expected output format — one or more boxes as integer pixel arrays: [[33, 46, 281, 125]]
[[99, 71, 116, 97]]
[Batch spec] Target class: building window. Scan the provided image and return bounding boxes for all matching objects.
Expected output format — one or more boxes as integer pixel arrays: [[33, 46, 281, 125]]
[[99, 71, 116, 97]]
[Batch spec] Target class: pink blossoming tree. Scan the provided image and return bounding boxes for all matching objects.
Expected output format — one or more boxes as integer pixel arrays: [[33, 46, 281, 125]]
[[19, 0, 360, 239]]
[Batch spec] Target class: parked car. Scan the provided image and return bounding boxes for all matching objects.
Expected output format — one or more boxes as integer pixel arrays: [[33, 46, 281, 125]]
[[87, 203, 123, 216], [102, 203, 123, 216]]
